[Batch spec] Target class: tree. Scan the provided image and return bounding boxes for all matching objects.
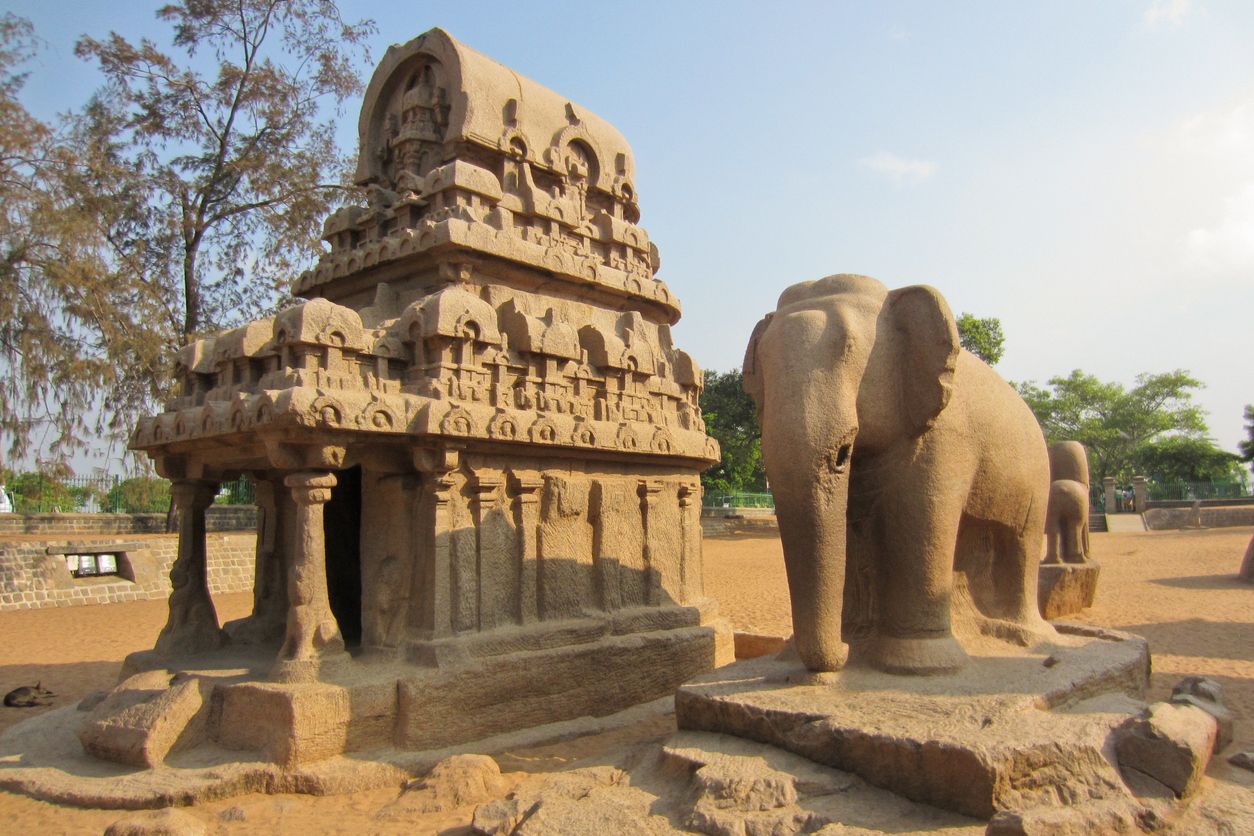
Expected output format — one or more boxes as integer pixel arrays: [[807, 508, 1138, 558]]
[[956, 312, 1005, 366], [1240, 405, 1254, 463], [0, 3, 375, 469], [1135, 435, 1243, 484], [700, 369, 767, 496], [1015, 369, 1212, 484], [0, 14, 114, 471]]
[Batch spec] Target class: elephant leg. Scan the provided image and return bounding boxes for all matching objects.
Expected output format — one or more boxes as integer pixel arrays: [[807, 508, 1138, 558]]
[[871, 489, 968, 675], [1043, 513, 1062, 564], [1061, 516, 1077, 563], [992, 524, 1055, 639]]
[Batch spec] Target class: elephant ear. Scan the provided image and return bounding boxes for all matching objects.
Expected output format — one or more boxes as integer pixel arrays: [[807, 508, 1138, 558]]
[[742, 313, 773, 415], [887, 285, 960, 436]]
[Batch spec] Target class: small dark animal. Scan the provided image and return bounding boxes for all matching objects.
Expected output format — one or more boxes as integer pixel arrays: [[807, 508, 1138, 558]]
[[4, 681, 55, 707]]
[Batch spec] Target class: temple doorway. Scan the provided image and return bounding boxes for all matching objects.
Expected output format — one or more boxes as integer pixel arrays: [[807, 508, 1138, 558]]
[[324, 465, 363, 647]]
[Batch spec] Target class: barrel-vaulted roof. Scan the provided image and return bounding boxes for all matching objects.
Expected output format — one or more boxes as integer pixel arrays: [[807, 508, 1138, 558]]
[[355, 28, 636, 194]]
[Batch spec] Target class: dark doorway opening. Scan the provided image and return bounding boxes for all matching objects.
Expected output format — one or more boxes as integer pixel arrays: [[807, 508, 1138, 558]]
[[324, 465, 362, 648]]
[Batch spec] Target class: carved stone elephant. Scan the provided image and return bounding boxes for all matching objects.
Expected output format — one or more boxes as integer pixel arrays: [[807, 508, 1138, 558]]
[[744, 274, 1054, 675], [1043, 441, 1092, 564]]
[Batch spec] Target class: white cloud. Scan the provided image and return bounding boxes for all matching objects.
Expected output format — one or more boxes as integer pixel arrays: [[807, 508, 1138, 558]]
[[1179, 100, 1254, 174], [1144, 0, 1194, 28], [1184, 182, 1254, 276], [1167, 97, 1254, 278], [859, 151, 937, 185]]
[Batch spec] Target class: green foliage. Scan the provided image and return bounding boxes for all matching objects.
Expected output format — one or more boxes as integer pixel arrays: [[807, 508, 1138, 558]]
[[1135, 436, 1243, 484], [956, 312, 1005, 366], [699, 369, 767, 495], [1015, 369, 1217, 484], [2, 469, 85, 513], [106, 476, 171, 513]]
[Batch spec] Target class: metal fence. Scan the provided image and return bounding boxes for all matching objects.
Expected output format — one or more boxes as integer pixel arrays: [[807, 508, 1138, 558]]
[[2, 474, 255, 514], [1145, 481, 1251, 502], [703, 491, 775, 510]]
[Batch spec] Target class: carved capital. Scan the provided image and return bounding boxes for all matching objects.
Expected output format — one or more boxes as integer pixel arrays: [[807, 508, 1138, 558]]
[[285, 471, 337, 506], [638, 479, 664, 504], [413, 445, 459, 475], [264, 437, 346, 471], [171, 479, 218, 512], [509, 470, 543, 507]]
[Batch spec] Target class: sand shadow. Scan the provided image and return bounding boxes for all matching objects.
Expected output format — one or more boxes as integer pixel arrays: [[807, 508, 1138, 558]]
[[1118, 619, 1254, 664], [1150, 573, 1250, 590]]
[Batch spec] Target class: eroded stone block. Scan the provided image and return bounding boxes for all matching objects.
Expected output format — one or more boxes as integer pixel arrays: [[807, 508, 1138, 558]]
[[1114, 701, 1217, 799], [78, 670, 210, 768]]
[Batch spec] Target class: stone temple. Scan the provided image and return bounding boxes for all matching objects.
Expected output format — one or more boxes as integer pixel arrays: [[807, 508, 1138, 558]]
[[118, 27, 731, 766]]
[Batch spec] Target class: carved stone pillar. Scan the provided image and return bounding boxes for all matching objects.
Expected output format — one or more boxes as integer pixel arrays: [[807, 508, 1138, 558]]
[[273, 471, 346, 682], [511, 473, 542, 624], [155, 480, 222, 657], [678, 481, 702, 604], [1102, 477, 1117, 514], [473, 469, 514, 631], [639, 480, 665, 605]]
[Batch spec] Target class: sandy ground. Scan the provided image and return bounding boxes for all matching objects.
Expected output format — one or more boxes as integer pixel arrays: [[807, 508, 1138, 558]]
[[0, 526, 1250, 833]]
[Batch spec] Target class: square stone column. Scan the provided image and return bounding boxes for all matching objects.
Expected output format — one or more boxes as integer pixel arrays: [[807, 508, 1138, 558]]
[[1103, 476, 1117, 514], [272, 471, 348, 683], [1132, 475, 1148, 513], [155, 480, 222, 657]]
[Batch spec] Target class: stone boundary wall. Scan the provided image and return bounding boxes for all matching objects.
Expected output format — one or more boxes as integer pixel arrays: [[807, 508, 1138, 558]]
[[0, 505, 257, 536], [701, 514, 780, 538], [1143, 505, 1254, 530], [0, 533, 257, 611], [1144, 496, 1254, 510]]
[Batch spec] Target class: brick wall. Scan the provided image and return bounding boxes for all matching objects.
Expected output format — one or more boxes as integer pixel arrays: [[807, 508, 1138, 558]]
[[0, 533, 257, 611], [0, 505, 257, 535]]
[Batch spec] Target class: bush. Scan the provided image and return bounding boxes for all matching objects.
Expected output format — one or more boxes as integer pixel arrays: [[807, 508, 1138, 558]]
[[106, 477, 171, 513]]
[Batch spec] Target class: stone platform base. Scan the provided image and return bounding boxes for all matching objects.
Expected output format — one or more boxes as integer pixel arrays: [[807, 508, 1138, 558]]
[[1039, 560, 1101, 619], [676, 623, 1152, 820], [0, 613, 732, 808]]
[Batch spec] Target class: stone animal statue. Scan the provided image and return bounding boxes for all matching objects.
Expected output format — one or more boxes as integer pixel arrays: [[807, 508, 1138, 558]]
[[743, 274, 1053, 675], [1043, 441, 1091, 564], [4, 681, 55, 707], [1241, 532, 1253, 583]]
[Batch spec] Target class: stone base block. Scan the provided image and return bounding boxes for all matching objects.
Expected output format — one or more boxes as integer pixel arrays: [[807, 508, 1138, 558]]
[[675, 624, 1150, 820], [78, 670, 211, 768], [212, 618, 732, 767], [216, 681, 352, 768], [1038, 560, 1101, 619], [396, 623, 728, 751]]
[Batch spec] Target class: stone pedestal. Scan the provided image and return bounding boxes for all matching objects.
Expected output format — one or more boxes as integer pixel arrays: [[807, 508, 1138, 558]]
[[676, 624, 1150, 820], [1038, 560, 1101, 619]]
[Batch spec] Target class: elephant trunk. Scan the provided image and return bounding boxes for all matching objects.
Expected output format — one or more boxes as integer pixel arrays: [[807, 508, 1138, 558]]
[[771, 430, 856, 672]]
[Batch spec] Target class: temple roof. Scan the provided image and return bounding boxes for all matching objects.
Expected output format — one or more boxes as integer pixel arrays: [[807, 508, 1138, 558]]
[[356, 28, 636, 196]]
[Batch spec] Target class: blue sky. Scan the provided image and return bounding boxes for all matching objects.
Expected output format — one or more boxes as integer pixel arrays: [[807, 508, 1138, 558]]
[[8, 0, 1254, 461]]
